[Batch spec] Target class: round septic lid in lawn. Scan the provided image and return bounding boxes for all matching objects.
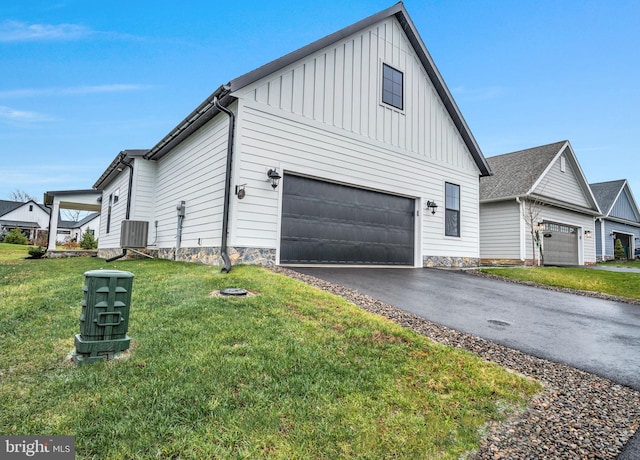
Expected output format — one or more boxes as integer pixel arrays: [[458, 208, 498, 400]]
[[220, 288, 248, 296]]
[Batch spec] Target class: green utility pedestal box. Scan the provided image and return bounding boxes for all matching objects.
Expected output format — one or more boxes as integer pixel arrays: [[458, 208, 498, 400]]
[[74, 269, 134, 364]]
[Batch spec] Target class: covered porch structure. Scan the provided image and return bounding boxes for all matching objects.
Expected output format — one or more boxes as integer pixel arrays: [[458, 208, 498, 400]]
[[44, 189, 102, 251]]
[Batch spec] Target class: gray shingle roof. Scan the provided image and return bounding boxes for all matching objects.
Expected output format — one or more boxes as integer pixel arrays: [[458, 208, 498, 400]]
[[0, 200, 49, 217], [480, 141, 567, 201], [0, 200, 23, 217], [589, 180, 626, 215]]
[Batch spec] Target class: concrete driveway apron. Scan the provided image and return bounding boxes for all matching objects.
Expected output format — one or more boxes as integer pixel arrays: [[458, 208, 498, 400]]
[[293, 267, 640, 391]]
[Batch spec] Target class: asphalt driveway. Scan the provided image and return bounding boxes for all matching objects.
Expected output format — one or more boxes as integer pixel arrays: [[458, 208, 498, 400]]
[[293, 267, 640, 391]]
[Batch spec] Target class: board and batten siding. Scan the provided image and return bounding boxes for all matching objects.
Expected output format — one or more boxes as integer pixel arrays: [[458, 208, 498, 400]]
[[479, 201, 522, 260], [98, 172, 130, 248], [230, 100, 481, 261], [152, 112, 230, 250], [610, 189, 639, 222], [1, 203, 49, 230], [534, 153, 590, 209], [597, 220, 640, 259], [232, 16, 475, 170]]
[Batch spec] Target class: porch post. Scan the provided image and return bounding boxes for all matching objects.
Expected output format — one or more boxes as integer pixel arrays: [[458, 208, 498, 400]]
[[48, 200, 60, 251]]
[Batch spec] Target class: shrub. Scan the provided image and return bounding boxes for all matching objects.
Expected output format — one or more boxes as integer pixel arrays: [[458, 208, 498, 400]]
[[63, 241, 80, 250], [614, 238, 627, 259], [28, 246, 47, 259], [4, 227, 29, 245], [0, 228, 7, 243], [80, 229, 98, 250]]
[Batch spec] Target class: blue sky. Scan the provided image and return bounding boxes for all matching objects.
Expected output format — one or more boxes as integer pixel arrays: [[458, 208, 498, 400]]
[[1, 0, 638, 203]]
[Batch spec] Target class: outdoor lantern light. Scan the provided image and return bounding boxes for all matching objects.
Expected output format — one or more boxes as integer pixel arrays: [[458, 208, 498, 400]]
[[584, 230, 592, 238], [426, 200, 438, 215], [267, 168, 281, 190], [235, 184, 246, 199]]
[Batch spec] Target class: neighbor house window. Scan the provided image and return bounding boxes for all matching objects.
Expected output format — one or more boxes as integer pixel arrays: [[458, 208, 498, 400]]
[[445, 182, 460, 237], [382, 63, 403, 110], [29, 205, 33, 211]]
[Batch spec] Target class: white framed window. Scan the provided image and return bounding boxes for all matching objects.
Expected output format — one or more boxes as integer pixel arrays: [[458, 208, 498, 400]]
[[445, 182, 460, 237]]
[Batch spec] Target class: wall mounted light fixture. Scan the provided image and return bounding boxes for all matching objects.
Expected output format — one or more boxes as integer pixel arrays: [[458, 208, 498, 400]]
[[426, 200, 438, 215], [235, 184, 247, 199], [267, 168, 281, 190], [584, 230, 592, 238]]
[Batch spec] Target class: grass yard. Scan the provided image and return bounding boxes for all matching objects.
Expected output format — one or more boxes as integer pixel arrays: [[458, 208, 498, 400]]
[[479, 264, 640, 300], [0, 243, 539, 459]]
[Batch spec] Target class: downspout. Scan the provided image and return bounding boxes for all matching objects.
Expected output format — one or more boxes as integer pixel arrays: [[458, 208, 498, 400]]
[[214, 97, 235, 273], [106, 156, 134, 262], [515, 196, 526, 263]]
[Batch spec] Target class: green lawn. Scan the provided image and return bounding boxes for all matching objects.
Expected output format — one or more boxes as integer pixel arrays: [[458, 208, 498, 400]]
[[479, 264, 640, 300], [0, 244, 539, 459]]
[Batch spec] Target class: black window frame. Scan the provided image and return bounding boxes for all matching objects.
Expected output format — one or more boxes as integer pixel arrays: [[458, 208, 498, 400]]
[[445, 182, 460, 237], [382, 63, 404, 110], [106, 194, 112, 234]]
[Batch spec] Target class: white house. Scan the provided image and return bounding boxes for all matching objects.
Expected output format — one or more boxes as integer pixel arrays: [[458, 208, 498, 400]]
[[590, 179, 640, 260], [480, 141, 601, 266], [95, 3, 492, 269], [58, 213, 101, 243], [0, 200, 50, 242]]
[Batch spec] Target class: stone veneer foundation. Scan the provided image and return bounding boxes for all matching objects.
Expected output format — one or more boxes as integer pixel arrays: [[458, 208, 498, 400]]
[[98, 247, 276, 267], [99, 248, 477, 269], [423, 256, 480, 269]]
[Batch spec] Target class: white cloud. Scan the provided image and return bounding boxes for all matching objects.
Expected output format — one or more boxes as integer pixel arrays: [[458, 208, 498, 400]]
[[0, 106, 54, 122], [0, 84, 153, 99], [0, 20, 92, 42]]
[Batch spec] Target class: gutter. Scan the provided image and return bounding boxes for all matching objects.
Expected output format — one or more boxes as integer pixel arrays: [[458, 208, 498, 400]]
[[144, 85, 231, 161], [106, 155, 134, 263], [213, 97, 235, 273]]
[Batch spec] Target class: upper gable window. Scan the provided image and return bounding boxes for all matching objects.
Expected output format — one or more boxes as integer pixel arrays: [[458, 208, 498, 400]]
[[29, 204, 33, 211], [560, 156, 566, 173], [382, 63, 403, 110]]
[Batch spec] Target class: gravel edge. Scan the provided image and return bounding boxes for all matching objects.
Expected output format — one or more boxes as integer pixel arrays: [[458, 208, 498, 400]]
[[269, 266, 640, 459]]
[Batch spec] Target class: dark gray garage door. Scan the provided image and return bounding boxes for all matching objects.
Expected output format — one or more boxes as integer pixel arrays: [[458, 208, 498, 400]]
[[280, 174, 415, 265], [542, 222, 579, 265]]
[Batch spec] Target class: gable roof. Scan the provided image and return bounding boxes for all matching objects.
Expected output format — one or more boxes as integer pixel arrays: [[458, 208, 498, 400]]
[[589, 180, 627, 216], [94, 149, 149, 189], [480, 141, 567, 201], [590, 179, 640, 222], [57, 212, 100, 229], [0, 200, 48, 217], [480, 140, 601, 213], [143, 2, 491, 176], [0, 200, 23, 217]]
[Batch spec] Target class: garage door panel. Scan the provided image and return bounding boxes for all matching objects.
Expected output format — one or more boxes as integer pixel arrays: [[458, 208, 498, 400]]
[[543, 222, 579, 266], [281, 174, 415, 265]]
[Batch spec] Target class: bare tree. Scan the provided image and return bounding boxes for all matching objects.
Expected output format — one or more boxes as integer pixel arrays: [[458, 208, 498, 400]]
[[522, 197, 545, 266], [9, 189, 37, 202]]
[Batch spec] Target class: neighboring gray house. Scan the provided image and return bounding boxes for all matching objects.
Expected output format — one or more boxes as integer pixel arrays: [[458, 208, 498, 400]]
[[480, 141, 601, 266], [590, 180, 640, 260], [94, 3, 492, 269], [0, 200, 50, 241]]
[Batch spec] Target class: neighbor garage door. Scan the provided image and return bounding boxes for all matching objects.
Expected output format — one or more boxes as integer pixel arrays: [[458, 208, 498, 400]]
[[280, 174, 415, 265], [542, 222, 579, 265]]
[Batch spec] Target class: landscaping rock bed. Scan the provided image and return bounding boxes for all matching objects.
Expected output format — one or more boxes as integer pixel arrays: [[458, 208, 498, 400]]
[[271, 266, 640, 459]]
